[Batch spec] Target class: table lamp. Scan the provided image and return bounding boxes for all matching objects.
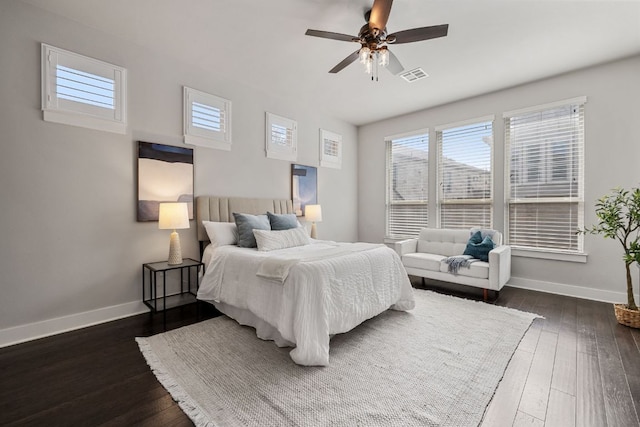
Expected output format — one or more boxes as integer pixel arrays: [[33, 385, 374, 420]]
[[305, 204, 322, 239], [158, 202, 190, 264]]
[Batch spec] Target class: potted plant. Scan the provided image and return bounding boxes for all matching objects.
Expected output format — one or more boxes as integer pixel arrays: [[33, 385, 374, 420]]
[[580, 187, 640, 327]]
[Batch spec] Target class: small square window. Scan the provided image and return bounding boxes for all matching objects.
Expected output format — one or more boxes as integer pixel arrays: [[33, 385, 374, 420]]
[[319, 129, 342, 169], [184, 87, 232, 151], [41, 44, 127, 134], [265, 112, 297, 161]]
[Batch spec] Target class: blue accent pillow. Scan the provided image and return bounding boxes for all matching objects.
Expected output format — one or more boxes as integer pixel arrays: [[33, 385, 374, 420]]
[[463, 235, 495, 262], [267, 212, 299, 231], [232, 213, 271, 248], [468, 230, 483, 244]]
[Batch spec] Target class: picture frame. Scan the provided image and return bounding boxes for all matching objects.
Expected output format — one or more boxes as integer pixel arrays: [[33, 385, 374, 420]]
[[291, 164, 317, 217], [137, 141, 194, 221]]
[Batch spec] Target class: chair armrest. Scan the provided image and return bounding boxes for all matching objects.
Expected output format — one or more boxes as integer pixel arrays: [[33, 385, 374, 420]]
[[488, 245, 511, 290], [393, 238, 418, 257]]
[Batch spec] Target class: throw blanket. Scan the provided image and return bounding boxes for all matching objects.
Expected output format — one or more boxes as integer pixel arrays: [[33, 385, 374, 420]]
[[257, 242, 385, 283], [443, 255, 478, 275]]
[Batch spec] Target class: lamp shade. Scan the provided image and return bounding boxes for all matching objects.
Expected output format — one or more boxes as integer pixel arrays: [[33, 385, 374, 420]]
[[305, 204, 322, 222], [158, 202, 190, 230]]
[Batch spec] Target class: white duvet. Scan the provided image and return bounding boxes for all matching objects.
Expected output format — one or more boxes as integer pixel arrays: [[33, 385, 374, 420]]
[[197, 241, 415, 366]]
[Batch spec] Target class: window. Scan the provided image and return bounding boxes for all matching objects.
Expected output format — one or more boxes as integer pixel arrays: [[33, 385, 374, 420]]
[[504, 97, 586, 253], [41, 44, 126, 134], [265, 112, 297, 161], [386, 131, 429, 238], [184, 87, 231, 150], [437, 118, 493, 229], [319, 129, 342, 169]]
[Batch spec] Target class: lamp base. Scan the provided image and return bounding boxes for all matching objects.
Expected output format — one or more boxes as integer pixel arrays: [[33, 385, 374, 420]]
[[310, 222, 317, 239], [168, 230, 183, 265]]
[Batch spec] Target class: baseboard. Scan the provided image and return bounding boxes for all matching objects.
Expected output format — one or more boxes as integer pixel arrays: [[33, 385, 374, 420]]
[[0, 301, 148, 349], [2, 277, 633, 348], [507, 276, 640, 305]]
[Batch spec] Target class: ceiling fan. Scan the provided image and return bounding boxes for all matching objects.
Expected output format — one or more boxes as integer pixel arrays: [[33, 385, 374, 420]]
[[305, 0, 448, 77]]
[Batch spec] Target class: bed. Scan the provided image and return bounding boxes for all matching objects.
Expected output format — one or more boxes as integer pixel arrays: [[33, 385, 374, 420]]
[[195, 196, 415, 366]]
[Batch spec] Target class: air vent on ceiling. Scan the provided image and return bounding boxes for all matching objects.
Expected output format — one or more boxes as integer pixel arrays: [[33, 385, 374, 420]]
[[399, 68, 429, 83]]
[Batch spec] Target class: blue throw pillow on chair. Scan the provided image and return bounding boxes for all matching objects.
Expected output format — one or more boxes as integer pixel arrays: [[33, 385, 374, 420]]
[[468, 230, 483, 245], [463, 235, 495, 262]]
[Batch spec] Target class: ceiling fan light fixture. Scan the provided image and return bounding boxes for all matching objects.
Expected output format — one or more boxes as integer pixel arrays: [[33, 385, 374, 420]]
[[379, 48, 389, 67], [364, 56, 373, 74], [359, 46, 371, 64], [304, 0, 449, 79]]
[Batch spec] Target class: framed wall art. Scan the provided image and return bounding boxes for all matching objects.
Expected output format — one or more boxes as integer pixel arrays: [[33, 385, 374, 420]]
[[137, 141, 194, 221], [291, 164, 317, 217]]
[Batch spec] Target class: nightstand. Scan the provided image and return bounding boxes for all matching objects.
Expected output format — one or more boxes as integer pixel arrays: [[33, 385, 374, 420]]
[[142, 258, 204, 329]]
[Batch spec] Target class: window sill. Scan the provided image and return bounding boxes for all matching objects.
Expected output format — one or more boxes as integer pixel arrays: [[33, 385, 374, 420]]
[[184, 134, 231, 151], [511, 248, 587, 263], [43, 110, 126, 135]]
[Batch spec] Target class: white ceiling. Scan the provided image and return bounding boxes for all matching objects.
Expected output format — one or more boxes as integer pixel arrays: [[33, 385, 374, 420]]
[[22, 0, 640, 126]]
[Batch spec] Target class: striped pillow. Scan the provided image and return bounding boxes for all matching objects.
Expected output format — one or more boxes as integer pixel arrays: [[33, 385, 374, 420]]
[[253, 227, 310, 252]]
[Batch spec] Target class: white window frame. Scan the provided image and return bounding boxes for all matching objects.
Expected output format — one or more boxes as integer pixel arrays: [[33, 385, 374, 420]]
[[385, 129, 430, 239], [436, 116, 494, 230], [183, 86, 232, 151], [504, 96, 586, 258], [319, 129, 342, 169], [265, 112, 297, 161], [41, 43, 126, 134]]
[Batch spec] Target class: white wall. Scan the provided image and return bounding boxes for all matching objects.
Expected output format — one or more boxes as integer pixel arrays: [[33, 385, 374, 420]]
[[358, 55, 640, 302], [0, 2, 358, 345]]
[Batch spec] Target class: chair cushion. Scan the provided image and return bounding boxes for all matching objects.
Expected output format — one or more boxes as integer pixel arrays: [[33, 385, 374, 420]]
[[440, 260, 490, 279], [402, 253, 446, 272], [417, 228, 469, 256]]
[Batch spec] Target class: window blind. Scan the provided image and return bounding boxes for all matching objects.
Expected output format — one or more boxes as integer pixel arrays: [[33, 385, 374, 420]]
[[192, 101, 224, 132], [505, 99, 585, 252], [437, 120, 493, 229], [56, 65, 115, 110], [386, 132, 429, 238], [271, 124, 293, 147]]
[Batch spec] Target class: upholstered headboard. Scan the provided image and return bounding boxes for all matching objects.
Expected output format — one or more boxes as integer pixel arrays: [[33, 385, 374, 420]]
[[196, 196, 294, 243]]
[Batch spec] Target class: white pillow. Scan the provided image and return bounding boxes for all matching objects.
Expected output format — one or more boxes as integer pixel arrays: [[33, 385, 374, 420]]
[[253, 227, 310, 252], [203, 221, 238, 246]]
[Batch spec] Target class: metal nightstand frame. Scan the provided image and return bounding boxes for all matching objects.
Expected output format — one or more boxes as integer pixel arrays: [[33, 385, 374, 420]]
[[142, 258, 203, 329]]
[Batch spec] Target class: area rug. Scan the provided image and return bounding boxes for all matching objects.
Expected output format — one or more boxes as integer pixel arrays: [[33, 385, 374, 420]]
[[136, 289, 540, 426]]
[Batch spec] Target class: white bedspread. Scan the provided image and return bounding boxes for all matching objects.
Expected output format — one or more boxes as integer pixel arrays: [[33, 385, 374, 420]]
[[197, 241, 415, 366]]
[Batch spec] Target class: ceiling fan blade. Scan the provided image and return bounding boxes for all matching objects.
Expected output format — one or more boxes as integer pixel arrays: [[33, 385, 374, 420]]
[[369, 0, 393, 31], [386, 50, 404, 75], [389, 24, 449, 44], [305, 29, 357, 42], [329, 50, 360, 73]]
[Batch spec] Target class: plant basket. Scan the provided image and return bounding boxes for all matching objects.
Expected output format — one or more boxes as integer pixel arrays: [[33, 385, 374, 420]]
[[614, 304, 640, 328]]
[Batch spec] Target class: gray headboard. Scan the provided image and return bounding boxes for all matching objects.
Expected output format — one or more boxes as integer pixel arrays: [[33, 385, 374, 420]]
[[196, 196, 294, 242]]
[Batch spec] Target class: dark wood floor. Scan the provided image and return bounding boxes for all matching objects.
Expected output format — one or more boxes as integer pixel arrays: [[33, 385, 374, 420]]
[[1, 282, 639, 426]]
